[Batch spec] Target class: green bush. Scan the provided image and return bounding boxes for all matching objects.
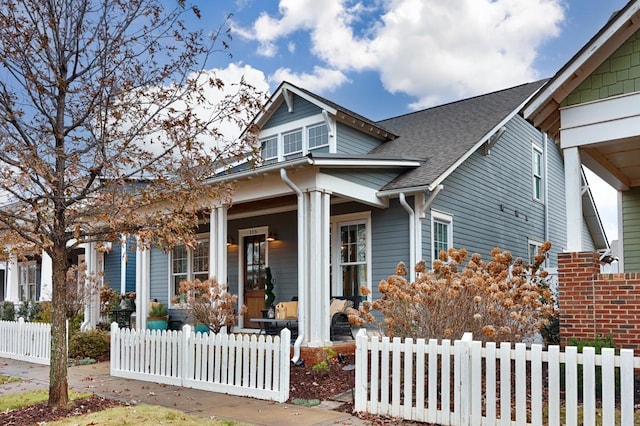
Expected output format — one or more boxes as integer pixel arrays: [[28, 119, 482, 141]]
[[0, 301, 15, 321], [565, 334, 618, 399], [68, 329, 110, 360]]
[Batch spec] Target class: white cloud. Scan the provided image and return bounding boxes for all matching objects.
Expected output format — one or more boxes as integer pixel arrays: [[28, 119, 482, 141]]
[[268, 66, 349, 93], [236, 0, 566, 107]]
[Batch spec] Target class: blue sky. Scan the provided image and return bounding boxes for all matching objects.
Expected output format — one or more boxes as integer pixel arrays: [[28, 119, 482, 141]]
[[190, 0, 626, 244]]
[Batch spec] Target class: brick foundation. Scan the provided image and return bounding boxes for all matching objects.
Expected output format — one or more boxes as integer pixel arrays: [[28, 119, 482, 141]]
[[292, 341, 356, 366], [558, 251, 640, 350]]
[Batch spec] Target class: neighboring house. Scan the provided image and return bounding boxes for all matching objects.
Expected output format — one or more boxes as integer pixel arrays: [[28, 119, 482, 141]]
[[524, 0, 640, 272], [524, 0, 640, 349], [0, 77, 608, 347]]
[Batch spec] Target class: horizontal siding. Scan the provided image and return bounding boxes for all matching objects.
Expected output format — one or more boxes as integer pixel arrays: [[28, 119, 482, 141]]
[[426, 115, 565, 267], [263, 96, 321, 129], [623, 187, 640, 271], [149, 246, 169, 306], [336, 123, 383, 154], [103, 243, 121, 291], [124, 239, 137, 293]]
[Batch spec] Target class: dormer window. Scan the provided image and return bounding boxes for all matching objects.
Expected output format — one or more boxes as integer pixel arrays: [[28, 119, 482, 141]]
[[259, 119, 332, 162], [283, 129, 303, 155], [308, 124, 328, 150]]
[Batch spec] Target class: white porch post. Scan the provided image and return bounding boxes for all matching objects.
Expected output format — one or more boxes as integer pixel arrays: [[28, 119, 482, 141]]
[[6, 252, 19, 302], [209, 206, 228, 283], [120, 235, 127, 295], [307, 190, 331, 345], [564, 147, 583, 251], [81, 242, 100, 330], [39, 251, 52, 301], [135, 237, 150, 330]]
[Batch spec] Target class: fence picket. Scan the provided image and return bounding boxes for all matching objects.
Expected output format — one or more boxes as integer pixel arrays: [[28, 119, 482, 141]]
[[515, 343, 527, 424], [620, 349, 634, 426], [530, 344, 542, 426], [427, 338, 438, 424], [547, 345, 560, 426], [582, 347, 596, 425], [485, 342, 496, 425], [601, 348, 615, 426], [499, 342, 511, 426], [403, 337, 413, 420], [565, 346, 578, 426]]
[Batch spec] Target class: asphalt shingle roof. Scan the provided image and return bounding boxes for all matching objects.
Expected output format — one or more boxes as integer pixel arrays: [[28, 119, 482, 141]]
[[372, 80, 547, 191]]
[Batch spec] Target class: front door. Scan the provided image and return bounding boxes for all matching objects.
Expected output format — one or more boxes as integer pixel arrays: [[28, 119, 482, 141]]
[[243, 233, 266, 328]]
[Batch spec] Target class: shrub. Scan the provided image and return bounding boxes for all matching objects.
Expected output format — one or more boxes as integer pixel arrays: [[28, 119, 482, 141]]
[[173, 278, 246, 333], [68, 329, 110, 360], [350, 243, 556, 343], [147, 302, 167, 318], [0, 301, 15, 321]]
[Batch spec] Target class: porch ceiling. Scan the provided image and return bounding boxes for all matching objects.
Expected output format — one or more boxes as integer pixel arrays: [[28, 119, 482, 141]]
[[582, 137, 640, 190]]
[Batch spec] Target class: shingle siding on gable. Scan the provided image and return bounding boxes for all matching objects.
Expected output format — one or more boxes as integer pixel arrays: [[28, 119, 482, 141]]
[[424, 115, 566, 267], [262, 96, 321, 130], [622, 186, 640, 271], [336, 122, 382, 154], [564, 29, 640, 106]]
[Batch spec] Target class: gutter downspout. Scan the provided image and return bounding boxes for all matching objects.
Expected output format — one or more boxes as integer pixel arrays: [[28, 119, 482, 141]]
[[399, 193, 416, 283], [280, 168, 305, 364], [543, 134, 549, 247]]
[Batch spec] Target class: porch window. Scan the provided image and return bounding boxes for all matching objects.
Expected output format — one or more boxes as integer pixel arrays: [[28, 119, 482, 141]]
[[308, 124, 328, 150], [283, 129, 302, 155], [334, 216, 370, 298], [18, 261, 37, 301], [432, 210, 453, 261], [171, 239, 209, 297], [532, 145, 544, 201]]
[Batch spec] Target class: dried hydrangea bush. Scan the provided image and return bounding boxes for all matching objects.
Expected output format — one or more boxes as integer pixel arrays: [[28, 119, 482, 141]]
[[349, 243, 556, 343]]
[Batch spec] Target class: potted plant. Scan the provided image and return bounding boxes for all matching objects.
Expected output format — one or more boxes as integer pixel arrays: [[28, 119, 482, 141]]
[[146, 302, 168, 330], [263, 267, 276, 318]]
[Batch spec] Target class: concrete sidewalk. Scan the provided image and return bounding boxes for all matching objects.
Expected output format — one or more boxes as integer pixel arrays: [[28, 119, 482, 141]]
[[0, 358, 369, 425]]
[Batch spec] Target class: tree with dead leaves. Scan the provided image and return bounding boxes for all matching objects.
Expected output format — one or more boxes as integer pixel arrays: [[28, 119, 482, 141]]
[[0, 0, 264, 407]]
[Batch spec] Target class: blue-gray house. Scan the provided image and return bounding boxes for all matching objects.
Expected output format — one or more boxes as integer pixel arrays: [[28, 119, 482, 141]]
[[10, 80, 605, 346]]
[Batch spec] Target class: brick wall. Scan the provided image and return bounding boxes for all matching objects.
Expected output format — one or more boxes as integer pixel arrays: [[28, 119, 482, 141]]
[[558, 251, 640, 350]]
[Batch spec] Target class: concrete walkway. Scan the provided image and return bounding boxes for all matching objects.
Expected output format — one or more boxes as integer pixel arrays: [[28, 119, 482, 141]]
[[0, 358, 370, 425]]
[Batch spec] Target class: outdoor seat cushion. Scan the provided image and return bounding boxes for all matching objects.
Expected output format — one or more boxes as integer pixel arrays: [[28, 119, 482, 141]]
[[276, 301, 298, 319]]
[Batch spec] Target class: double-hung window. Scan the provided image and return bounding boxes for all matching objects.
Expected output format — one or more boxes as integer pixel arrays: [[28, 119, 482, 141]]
[[261, 136, 278, 160], [331, 213, 371, 298], [432, 211, 453, 261], [171, 239, 209, 297], [308, 124, 328, 150], [532, 145, 544, 202], [283, 129, 302, 155], [18, 261, 37, 301]]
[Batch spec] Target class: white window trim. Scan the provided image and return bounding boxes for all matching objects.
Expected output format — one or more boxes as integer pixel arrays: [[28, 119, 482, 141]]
[[527, 239, 547, 267], [431, 210, 453, 262], [330, 212, 372, 300], [283, 128, 303, 156], [307, 123, 330, 151], [532, 144, 544, 202], [168, 235, 209, 305], [260, 136, 278, 160], [259, 114, 335, 161], [18, 260, 37, 301]]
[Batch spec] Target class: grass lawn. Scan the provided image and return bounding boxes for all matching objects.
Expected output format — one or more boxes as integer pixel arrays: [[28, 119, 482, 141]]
[[0, 375, 20, 385]]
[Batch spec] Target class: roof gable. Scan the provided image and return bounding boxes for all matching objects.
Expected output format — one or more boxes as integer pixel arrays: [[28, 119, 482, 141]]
[[373, 80, 547, 192], [524, 0, 640, 138]]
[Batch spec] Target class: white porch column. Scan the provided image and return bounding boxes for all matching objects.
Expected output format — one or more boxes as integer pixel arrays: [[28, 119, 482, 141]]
[[81, 242, 100, 330], [39, 251, 52, 301], [6, 253, 19, 302], [306, 190, 331, 345], [564, 146, 583, 251], [209, 206, 228, 283], [135, 237, 150, 330], [120, 235, 128, 294]]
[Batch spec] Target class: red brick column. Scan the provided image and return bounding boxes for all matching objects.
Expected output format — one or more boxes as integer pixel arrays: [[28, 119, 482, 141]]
[[558, 251, 640, 350]]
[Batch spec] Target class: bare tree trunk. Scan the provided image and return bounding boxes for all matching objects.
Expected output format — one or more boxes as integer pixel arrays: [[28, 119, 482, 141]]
[[48, 244, 69, 407]]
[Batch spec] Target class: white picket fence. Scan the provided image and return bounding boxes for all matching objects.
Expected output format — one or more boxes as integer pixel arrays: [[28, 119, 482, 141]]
[[354, 330, 639, 425], [110, 323, 291, 402], [0, 318, 51, 365]]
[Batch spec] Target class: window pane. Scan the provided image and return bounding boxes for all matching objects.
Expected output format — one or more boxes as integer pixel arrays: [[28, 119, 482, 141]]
[[433, 220, 449, 259], [261, 137, 277, 159], [308, 124, 328, 149], [283, 130, 302, 154], [244, 235, 266, 290], [172, 245, 188, 274], [193, 240, 209, 276]]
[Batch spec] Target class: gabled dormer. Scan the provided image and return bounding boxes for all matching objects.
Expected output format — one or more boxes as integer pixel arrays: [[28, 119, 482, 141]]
[[255, 82, 397, 164]]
